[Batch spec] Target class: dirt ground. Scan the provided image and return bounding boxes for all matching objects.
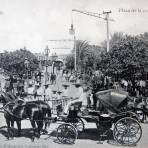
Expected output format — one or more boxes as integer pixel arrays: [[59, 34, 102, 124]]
[[0, 111, 148, 148]]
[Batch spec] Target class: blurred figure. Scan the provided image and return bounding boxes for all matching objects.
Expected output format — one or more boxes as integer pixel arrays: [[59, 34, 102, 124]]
[[33, 83, 43, 100], [43, 83, 52, 107], [27, 81, 35, 100], [64, 83, 84, 114], [50, 73, 56, 84], [139, 79, 146, 97], [62, 84, 69, 98], [56, 102, 63, 116]]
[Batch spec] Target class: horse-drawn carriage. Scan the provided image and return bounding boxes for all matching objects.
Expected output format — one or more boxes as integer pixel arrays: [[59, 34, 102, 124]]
[[57, 89, 142, 146], [0, 89, 143, 146]]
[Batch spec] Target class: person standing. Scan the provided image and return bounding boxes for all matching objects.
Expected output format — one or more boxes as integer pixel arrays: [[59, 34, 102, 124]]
[[43, 83, 52, 106], [34, 83, 44, 100], [62, 84, 69, 98], [27, 82, 35, 100]]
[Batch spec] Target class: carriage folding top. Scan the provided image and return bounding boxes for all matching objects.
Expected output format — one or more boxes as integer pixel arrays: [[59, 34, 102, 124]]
[[95, 89, 129, 113]]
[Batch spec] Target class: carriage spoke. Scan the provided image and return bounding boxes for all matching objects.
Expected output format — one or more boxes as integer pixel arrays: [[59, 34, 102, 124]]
[[114, 117, 142, 146]]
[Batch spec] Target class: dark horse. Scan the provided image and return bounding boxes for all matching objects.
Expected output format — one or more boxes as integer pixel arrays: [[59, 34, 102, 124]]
[[0, 92, 51, 139], [0, 91, 22, 139], [12, 101, 51, 139]]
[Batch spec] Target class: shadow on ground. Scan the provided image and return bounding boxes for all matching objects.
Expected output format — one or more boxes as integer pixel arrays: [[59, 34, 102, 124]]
[[0, 126, 49, 141], [0, 126, 121, 146]]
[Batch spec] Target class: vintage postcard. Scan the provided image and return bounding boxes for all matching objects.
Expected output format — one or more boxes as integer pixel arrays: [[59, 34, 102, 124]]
[[0, 0, 147, 148]]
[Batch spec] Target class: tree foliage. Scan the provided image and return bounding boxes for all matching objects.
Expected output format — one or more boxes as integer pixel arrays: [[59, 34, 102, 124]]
[[0, 49, 38, 76], [100, 32, 148, 79], [65, 40, 102, 74], [65, 54, 74, 73]]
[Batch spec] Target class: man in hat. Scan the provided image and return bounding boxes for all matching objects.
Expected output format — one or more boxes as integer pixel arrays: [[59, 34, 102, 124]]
[[27, 81, 35, 100], [43, 83, 52, 104], [16, 78, 25, 97], [34, 83, 44, 100], [4, 77, 10, 92], [64, 83, 91, 114], [62, 84, 69, 98]]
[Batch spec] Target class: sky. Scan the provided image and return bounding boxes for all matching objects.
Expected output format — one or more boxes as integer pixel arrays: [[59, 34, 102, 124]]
[[0, 0, 148, 55]]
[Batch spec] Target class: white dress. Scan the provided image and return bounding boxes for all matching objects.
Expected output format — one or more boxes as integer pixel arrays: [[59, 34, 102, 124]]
[[64, 88, 84, 114]]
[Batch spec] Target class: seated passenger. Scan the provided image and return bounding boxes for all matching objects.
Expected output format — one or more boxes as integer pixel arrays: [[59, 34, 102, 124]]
[[64, 84, 91, 115]]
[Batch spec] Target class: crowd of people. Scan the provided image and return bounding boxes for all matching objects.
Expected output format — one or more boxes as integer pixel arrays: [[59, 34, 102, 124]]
[[1, 67, 148, 118]]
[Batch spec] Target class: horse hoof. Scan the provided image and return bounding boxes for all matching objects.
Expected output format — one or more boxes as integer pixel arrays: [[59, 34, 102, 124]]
[[11, 137, 14, 140], [31, 136, 35, 142]]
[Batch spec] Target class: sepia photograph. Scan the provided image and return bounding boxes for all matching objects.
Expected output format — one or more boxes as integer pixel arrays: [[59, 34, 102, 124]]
[[0, 0, 148, 147]]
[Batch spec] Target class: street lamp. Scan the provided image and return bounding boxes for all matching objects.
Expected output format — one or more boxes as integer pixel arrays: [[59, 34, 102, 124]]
[[45, 45, 50, 67], [44, 45, 50, 83], [38, 55, 42, 70], [69, 24, 77, 72], [51, 52, 58, 74], [24, 58, 29, 91]]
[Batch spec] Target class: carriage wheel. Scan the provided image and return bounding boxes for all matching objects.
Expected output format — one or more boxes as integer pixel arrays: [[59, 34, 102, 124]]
[[57, 123, 78, 144], [113, 117, 142, 146], [71, 118, 85, 132]]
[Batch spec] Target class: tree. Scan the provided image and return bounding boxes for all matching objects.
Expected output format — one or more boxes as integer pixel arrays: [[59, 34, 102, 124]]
[[65, 54, 74, 73], [0, 49, 38, 76], [65, 40, 103, 75], [100, 32, 148, 80]]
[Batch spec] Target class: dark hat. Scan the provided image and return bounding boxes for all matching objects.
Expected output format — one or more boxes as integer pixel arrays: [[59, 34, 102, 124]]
[[52, 90, 57, 94], [44, 82, 50, 86], [57, 90, 62, 94], [62, 84, 69, 88], [73, 82, 82, 87]]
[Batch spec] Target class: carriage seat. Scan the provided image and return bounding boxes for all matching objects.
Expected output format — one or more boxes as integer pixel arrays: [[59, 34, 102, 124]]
[[99, 114, 112, 121]]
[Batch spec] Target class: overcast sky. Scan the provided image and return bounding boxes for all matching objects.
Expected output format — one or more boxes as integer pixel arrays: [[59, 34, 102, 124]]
[[0, 0, 148, 54]]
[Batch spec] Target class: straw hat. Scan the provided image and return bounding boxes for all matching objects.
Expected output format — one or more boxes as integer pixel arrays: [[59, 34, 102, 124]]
[[35, 83, 40, 87], [44, 82, 50, 86], [57, 90, 62, 94]]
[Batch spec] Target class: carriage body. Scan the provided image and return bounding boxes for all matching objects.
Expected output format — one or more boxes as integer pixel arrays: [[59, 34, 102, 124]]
[[0, 90, 142, 146], [75, 89, 142, 146]]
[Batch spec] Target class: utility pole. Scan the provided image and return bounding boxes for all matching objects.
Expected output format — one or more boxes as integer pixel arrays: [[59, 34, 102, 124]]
[[103, 11, 112, 52], [44, 45, 50, 84], [69, 24, 77, 72], [72, 9, 114, 52]]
